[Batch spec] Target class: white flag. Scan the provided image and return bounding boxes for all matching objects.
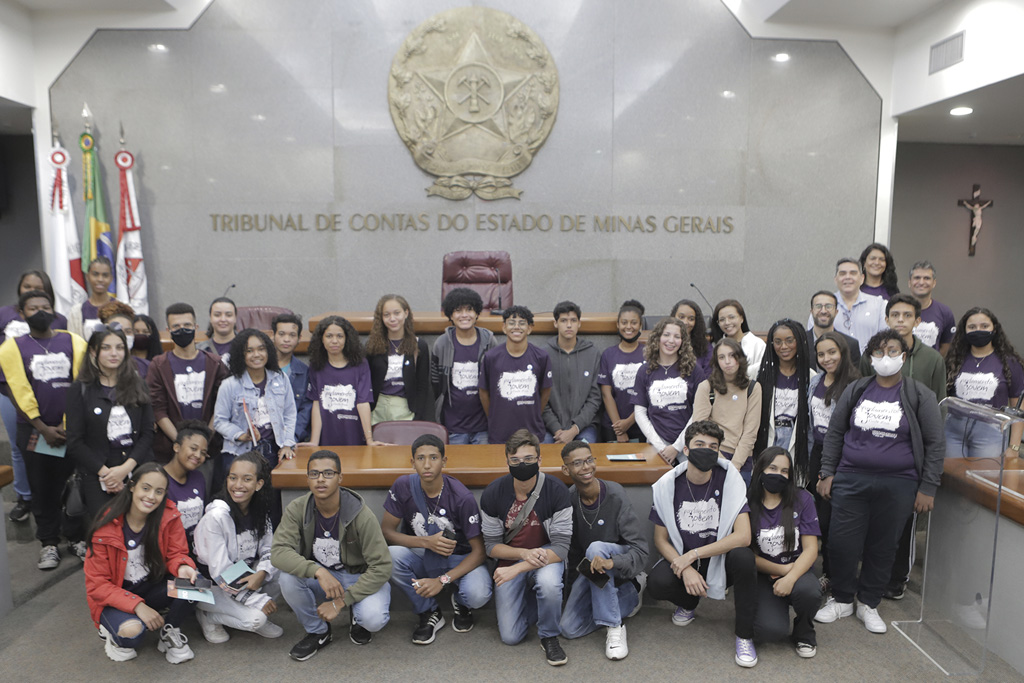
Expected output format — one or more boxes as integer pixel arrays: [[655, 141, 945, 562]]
[[114, 149, 148, 315], [45, 145, 87, 315]]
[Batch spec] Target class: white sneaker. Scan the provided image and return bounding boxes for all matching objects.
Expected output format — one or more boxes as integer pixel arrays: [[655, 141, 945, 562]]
[[196, 609, 230, 644], [814, 597, 854, 623], [856, 604, 887, 633], [255, 619, 284, 638], [37, 545, 60, 570], [71, 540, 88, 561], [605, 625, 628, 660], [795, 642, 817, 658], [955, 603, 988, 631], [157, 624, 195, 663], [99, 625, 137, 662], [627, 572, 647, 618]]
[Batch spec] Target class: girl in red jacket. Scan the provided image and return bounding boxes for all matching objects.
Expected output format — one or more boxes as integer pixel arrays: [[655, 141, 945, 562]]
[[84, 462, 199, 663]]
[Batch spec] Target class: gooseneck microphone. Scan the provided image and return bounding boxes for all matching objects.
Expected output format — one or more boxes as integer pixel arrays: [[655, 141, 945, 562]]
[[222, 283, 236, 298], [690, 282, 714, 312]]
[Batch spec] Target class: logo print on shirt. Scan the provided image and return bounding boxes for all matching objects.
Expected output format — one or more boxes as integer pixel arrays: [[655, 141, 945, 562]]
[[611, 362, 642, 392], [106, 406, 132, 444], [758, 525, 799, 560], [913, 321, 939, 348], [28, 352, 71, 383], [385, 354, 404, 381], [955, 372, 998, 403], [498, 369, 537, 400], [810, 395, 833, 431], [774, 388, 798, 419], [853, 399, 904, 432], [452, 361, 479, 391], [313, 536, 342, 569], [174, 370, 206, 405], [320, 383, 356, 412], [649, 377, 688, 409], [176, 496, 203, 530], [676, 498, 719, 537]]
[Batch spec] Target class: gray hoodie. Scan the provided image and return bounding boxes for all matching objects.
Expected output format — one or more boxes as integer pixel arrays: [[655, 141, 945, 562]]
[[431, 325, 497, 422], [542, 336, 602, 435]]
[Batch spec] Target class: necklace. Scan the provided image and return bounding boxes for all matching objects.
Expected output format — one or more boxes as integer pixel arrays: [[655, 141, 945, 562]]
[[684, 472, 714, 505], [23, 334, 55, 357], [389, 339, 402, 353], [316, 508, 340, 538], [971, 352, 991, 369], [576, 486, 602, 529], [425, 477, 445, 525]]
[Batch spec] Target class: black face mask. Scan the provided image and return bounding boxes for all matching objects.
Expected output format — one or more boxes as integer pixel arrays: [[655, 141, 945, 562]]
[[170, 327, 196, 348], [686, 448, 719, 472], [509, 461, 540, 481], [761, 473, 788, 494], [133, 333, 151, 350], [965, 330, 994, 348], [25, 310, 55, 332], [619, 330, 642, 344]]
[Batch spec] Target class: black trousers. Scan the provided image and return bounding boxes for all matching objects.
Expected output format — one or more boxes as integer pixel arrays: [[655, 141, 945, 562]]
[[17, 423, 79, 546], [648, 546, 757, 639], [752, 572, 821, 646], [827, 471, 916, 609], [887, 513, 917, 590], [806, 442, 833, 577]]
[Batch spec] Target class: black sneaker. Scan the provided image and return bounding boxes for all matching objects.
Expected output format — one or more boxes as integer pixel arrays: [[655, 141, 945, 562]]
[[412, 609, 445, 645], [882, 584, 906, 600], [349, 609, 372, 645], [9, 497, 30, 523], [451, 594, 474, 633], [540, 636, 568, 666], [289, 625, 332, 661]]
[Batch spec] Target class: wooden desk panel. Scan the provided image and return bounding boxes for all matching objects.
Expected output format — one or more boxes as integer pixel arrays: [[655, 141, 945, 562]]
[[272, 443, 669, 489], [306, 312, 620, 335], [942, 457, 1024, 526]]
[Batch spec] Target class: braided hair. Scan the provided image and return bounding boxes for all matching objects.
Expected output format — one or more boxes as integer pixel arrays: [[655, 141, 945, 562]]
[[754, 320, 810, 481]]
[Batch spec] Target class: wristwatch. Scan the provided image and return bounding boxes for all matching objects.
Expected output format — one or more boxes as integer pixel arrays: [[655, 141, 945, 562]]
[[439, 574, 452, 585], [1011, 443, 1021, 453]]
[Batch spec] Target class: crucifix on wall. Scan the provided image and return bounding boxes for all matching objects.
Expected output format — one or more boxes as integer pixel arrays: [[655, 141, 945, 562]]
[[957, 184, 993, 257]]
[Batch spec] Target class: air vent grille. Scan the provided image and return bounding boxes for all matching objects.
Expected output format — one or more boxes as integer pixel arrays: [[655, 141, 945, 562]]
[[930, 31, 964, 75]]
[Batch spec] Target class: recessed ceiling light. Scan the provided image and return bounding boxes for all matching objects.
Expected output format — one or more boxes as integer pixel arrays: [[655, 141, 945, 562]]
[[251, 114, 266, 122], [772, 53, 790, 62], [950, 106, 973, 116], [721, 90, 736, 99], [209, 83, 227, 94], [148, 43, 168, 53]]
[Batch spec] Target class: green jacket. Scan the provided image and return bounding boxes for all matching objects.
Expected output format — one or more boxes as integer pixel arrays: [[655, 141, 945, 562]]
[[859, 335, 947, 400], [271, 488, 392, 604]]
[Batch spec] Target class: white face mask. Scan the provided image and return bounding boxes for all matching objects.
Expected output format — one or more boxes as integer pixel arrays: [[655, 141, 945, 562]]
[[124, 335, 135, 351], [870, 354, 904, 378]]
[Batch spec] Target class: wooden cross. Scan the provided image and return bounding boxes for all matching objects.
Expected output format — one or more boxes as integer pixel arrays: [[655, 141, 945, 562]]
[[957, 184, 993, 257]]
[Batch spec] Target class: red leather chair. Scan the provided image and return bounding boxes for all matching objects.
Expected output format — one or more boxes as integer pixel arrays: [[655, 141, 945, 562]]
[[372, 421, 449, 445], [441, 251, 512, 311], [236, 306, 294, 331]]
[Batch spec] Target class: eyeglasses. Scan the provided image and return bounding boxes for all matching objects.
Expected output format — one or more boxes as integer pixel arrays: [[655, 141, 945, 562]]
[[307, 469, 339, 480], [508, 455, 539, 466], [811, 303, 836, 311], [505, 320, 529, 329], [567, 456, 596, 469], [870, 348, 904, 358], [772, 337, 797, 348]]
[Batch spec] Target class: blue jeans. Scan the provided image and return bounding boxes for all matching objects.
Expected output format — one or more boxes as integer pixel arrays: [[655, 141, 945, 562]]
[[945, 414, 1005, 459], [543, 425, 598, 444], [389, 546, 492, 613], [495, 561, 564, 644], [279, 569, 391, 635], [559, 542, 639, 638], [100, 577, 189, 647], [448, 431, 489, 445], [1, 394, 30, 499]]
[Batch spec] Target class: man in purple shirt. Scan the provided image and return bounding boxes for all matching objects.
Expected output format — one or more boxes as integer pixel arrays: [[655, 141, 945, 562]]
[[479, 306, 553, 444], [907, 261, 956, 356]]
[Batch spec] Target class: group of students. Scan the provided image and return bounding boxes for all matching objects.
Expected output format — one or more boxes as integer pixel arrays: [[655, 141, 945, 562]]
[[0, 240, 1021, 665]]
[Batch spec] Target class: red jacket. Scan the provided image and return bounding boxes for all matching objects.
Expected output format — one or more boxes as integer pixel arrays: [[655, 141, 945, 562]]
[[84, 499, 196, 628]]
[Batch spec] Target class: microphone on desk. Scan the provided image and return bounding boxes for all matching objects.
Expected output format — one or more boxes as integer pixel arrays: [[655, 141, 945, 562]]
[[490, 267, 504, 317], [690, 282, 715, 330]]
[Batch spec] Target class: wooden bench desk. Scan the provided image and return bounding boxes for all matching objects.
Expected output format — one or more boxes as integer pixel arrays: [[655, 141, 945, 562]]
[[272, 443, 670, 490], [306, 312, 621, 335]]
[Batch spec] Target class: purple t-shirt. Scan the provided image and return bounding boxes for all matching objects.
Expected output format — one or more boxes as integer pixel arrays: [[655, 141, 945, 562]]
[[630, 363, 705, 444], [133, 356, 150, 379], [306, 359, 373, 446], [809, 377, 832, 445], [860, 284, 890, 300], [444, 337, 487, 434], [211, 340, 232, 366], [773, 371, 799, 421], [381, 344, 407, 397], [753, 489, 820, 565], [0, 305, 68, 345], [649, 467, 748, 551], [122, 521, 149, 589], [383, 473, 482, 555], [479, 343, 552, 444], [695, 344, 714, 377], [914, 300, 956, 351], [80, 300, 106, 340], [12, 333, 74, 425], [312, 510, 344, 570], [167, 470, 206, 545], [167, 353, 207, 421], [839, 380, 917, 479], [953, 353, 1024, 409], [597, 344, 645, 429], [253, 377, 275, 444]]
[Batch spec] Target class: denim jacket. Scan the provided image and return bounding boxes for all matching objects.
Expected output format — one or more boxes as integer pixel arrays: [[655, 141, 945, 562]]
[[214, 369, 297, 455]]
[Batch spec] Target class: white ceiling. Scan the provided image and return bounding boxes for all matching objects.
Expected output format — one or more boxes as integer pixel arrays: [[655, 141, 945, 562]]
[[766, 0, 947, 30], [13, 0, 171, 10], [897, 75, 1024, 145]]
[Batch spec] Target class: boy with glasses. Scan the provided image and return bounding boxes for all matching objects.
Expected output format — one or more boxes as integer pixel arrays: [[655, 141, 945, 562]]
[[272, 451, 392, 660], [480, 429, 572, 665], [558, 441, 648, 660]]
